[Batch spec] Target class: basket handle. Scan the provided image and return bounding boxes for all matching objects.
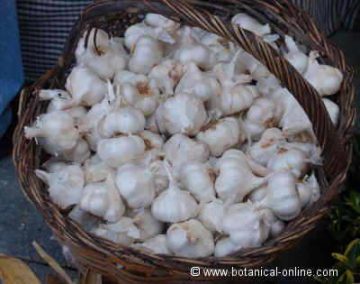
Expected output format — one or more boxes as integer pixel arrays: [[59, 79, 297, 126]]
[[160, 0, 348, 179]]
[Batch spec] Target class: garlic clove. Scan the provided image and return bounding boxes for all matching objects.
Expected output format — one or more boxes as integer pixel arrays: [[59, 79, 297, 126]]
[[214, 237, 241, 257], [198, 199, 228, 233], [84, 155, 114, 183], [132, 234, 171, 255], [283, 36, 308, 74], [232, 13, 271, 36], [130, 208, 164, 241]]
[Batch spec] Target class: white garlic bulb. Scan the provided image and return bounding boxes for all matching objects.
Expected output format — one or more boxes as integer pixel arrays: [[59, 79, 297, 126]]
[[35, 165, 84, 209], [131, 208, 164, 240], [197, 117, 243, 157], [156, 93, 207, 136], [139, 131, 164, 150], [166, 219, 214, 258], [65, 66, 107, 106], [175, 63, 221, 102], [97, 136, 145, 168], [283, 36, 308, 74], [215, 150, 265, 202], [80, 174, 125, 222], [115, 163, 155, 209], [267, 147, 309, 178], [198, 199, 228, 233], [39, 89, 72, 112], [151, 162, 198, 223], [60, 138, 90, 163], [25, 111, 80, 155], [222, 202, 269, 248], [232, 13, 271, 36], [214, 237, 241, 257], [148, 60, 184, 95], [129, 36, 164, 75], [248, 128, 285, 166], [174, 27, 216, 70], [297, 173, 320, 208], [84, 154, 114, 183], [304, 51, 343, 96], [258, 171, 301, 221], [260, 208, 285, 238], [92, 217, 140, 245], [200, 32, 236, 62], [68, 206, 100, 232], [75, 28, 110, 59], [133, 234, 171, 255], [163, 134, 210, 170], [323, 98, 340, 126], [179, 162, 215, 203], [65, 107, 87, 126], [145, 14, 179, 31]]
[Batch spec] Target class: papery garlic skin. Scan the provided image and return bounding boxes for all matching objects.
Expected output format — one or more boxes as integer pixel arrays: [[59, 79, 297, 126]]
[[197, 117, 243, 157], [25, 111, 80, 155], [151, 162, 198, 223], [283, 36, 308, 74], [222, 202, 269, 248], [84, 155, 114, 183], [133, 234, 171, 255], [36, 165, 84, 209], [65, 66, 107, 106], [157, 93, 207, 136], [166, 219, 214, 258], [297, 173, 320, 208], [129, 36, 164, 75], [131, 209, 164, 240], [232, 13, 271, 36], [92, 217, 140, 245], [99, 106, 146, 137], [304, 51, 343, 96], [80, 174, 125, 222], [115, 164, 155, 209], [215, 150, 264, 202], [163, 134, 210, 170], [179, 162, 215, 203], [175, 63, 221, 102], [198, 199, 227, 233], [259, 171, 301, 221], [323, 98, 340, 126], [97, 136, 145, 168]]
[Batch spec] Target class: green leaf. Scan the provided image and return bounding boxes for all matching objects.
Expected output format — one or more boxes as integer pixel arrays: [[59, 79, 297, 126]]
[[332, 253, 350, 265]]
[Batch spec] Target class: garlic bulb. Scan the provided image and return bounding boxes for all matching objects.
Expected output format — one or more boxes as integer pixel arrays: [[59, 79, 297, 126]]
[[235, 50, 271, 81], [214, 237, 241, 257], [39, 89, 72, 111], [222, 202, 269, 248], [304, 51, 343, 96], [200, 32, 236, 62], [99, 106, 146, 137], [196, 117, 243, 157], [166, 219, 214, 258], [297, 173, 320, 208], [215, 150, 265, 202], [267, 147, 309, 178], [92, 217, 140, 245], [174, 27, 216, 70], [163, 134, 210, 170], [256, 75, 281, 97], [145, 14, 179, 31], [35, 165, 84, 209], [75, 28, 110, 59], [97, 136, 145, 168], [179, 162, 215, 203], [248, 128, 285, 166], [148, 160, 169, 193], [60, 138, 90, 163], [198, 199, 228, 233], [323, 98, 340, 126], [139, 131, 164, 150], [77, 34, 128, 80], [156, 93, 207, 136], [25, 111, 79, 155], [133, 234, 171, 255], [65, 66, 107, 106], [259, 171, 301, 221], [129, 36, 164, 75], [151, 162, 198, 223], [244, 97, 280, 139], [65, 107, 87, 126], [84, 155, 114, 183], [68, 206, 100, 232], [175, 63, 221, 102], [260, 208, 285, 237], [131, 208, 164, 240], [283, 36, 308, 74], [148, 60, 184, 95], [232, 13, 271, 36], [80, 174, 125, 222], [115, 163, 155, 209]]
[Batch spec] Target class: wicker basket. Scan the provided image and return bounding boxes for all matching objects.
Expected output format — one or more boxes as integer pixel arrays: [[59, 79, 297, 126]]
[[13, 0, 356, 282]]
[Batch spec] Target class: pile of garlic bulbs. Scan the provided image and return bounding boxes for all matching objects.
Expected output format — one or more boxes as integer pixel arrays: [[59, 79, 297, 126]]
[[25, 13, 343, 258]]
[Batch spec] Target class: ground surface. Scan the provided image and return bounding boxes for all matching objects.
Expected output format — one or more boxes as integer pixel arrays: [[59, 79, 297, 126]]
[[0, 31, 359, 283]]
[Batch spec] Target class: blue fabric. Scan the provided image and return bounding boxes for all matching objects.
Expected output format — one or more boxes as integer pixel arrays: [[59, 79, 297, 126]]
[[0, 0, 24, 137]]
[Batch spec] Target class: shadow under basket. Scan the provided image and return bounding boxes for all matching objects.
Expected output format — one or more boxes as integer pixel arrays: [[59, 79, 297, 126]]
[[13, 0, 356, 283]]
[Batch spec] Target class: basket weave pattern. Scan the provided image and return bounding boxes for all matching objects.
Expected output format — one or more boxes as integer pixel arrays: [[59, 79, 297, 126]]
[[13, 0, 356, 282]]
